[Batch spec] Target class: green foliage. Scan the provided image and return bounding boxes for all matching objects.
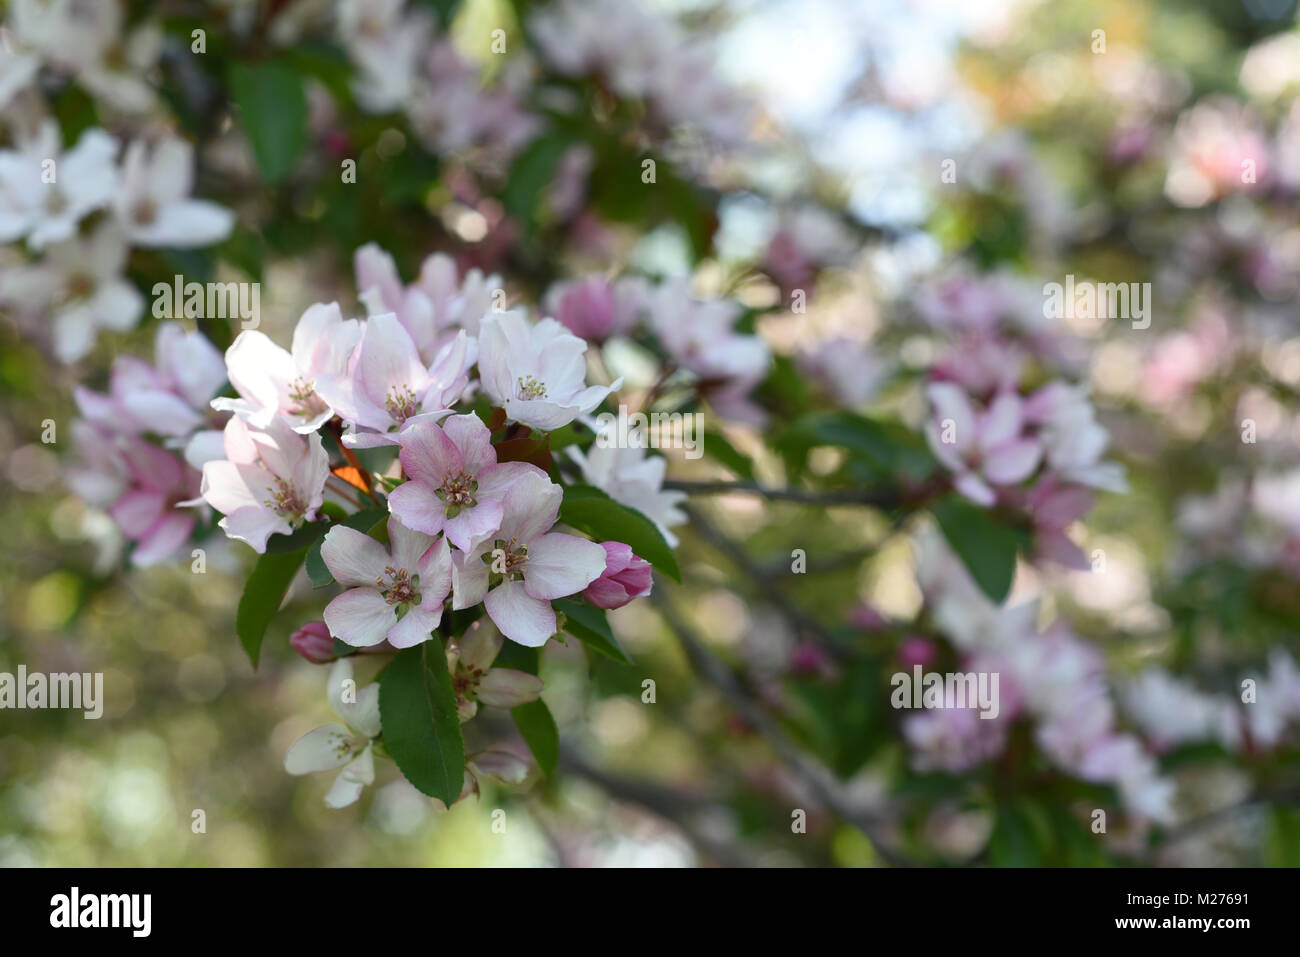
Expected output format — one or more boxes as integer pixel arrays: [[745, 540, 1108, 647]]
[[380, 643, 466, 805]]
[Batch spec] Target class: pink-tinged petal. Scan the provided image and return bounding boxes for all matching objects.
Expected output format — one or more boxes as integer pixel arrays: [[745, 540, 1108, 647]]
[[397, 420, 462, 485], [223, 330, 294, 423], [284, 724, 355, 774], [477, 312, 526, 405], [522, 533, 608, 600], [387, 481, 448, 537], [387, 605, 442, 649], [979, 391, 1025, 450], [122, 388, 203, 437], [292, 301, 360, 378], [926, 381, 976, 454], [451, 545, 491, 609], [355, 313, 429, 411], [982, 438, 1042, 485], [475, 460, 547, 501], [458, 621, 502, 672], [110, 489, 167, 538], [320, 525, 392, 586], [130, 512, 194, 567], [1036, 530, 1091, 570], [200, 460, 265, 516], [485, 580, 557, 647], [218, 506, 289, 553], [497, 469, 562, 543], [354, 243, 403, 311], [954, 472, 998, 507], [443, 498, 504, 552], [388, 516, 436, 573], [324, 587, 396, 647], [583, 576, 633, 609], [477, 669, 544, 708], [441, 413, 496, 474], [417, 536, 453, 602], [503, 397, 582, 432], [1036, 485, 1095, 529]]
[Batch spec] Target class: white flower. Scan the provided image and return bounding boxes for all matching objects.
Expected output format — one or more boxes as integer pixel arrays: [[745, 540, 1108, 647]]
[[284, 659, 382, 809], [478, 310, 621, 431], [0, 220, 141, 362], [0, 121, 118, 249], [114, 136, 235, 247], [568, 429, 686, 548]]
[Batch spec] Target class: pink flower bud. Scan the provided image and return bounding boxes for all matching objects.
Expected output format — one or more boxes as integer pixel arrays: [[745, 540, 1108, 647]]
[[582, 541, 653, 610], [899, 635, 938, 670], [290, 621, 334, 664], [551, 276, 617, 341]]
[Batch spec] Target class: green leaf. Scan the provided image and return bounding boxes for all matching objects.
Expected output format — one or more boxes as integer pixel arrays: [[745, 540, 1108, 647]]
[[501, 131, 572, 230], [306, 507, 388, 587], [512, 698, 558, 777], [229, 61, 307, 183], [236, 548, 308, 667], [931, 496, 1029, 604], [701, 430, 756, 481], [553, 598, 632, 663], [380, 643, 465, 805], [558, 484, 680, 581]]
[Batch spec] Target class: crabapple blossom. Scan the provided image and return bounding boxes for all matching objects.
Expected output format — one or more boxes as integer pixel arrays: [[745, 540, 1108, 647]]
[[448, 620, 544, 722], [568, 431, 687, 548], [284, 659, 381, 809], [582, 542, 653, 610], [320, 517, 452, 649], [72, 324, 226, 439], [199, 416, 329, 553], [387, 414, 542, 551], [544, 275, 645, 343], [211, 302, 362, 433], [641, 279, 770, 424], [0, 121, 118, 249], [478, 310, 621, 431], [314, 313, 473, 448], [0, 220, 142, 362], [925, 382, 1043, 507], [452, 469, 608, 647], [114, 136, 235, 247], [1023, 382, 1127, 493]]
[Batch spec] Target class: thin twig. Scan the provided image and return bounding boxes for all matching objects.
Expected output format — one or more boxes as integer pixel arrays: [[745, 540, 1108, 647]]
[[664, 478, 901, 508]]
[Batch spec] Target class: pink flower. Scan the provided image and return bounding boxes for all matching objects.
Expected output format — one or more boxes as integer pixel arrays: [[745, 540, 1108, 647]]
[[925, 382, 1043, 506], [74, 324, 226, 439], [544, 275, 643, 342], [320, 517, 453, 649], [106, 437, 199, 567], [452, 469, 608, 647], [212, 302, 361, 434], [582, 541, 652, 609], [388, 414, 541, 551], [200, 415, 329, 553], [1025, 477, 1094, 570], [478, 310, 621, 431], [290, 622, 335, 664], [314, 313, 472, 448]]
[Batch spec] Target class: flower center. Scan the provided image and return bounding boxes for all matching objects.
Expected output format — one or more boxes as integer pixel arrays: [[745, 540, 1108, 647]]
[[452, 663, 486, 700], [482, 537, 529, 581], [377, 565, 420, 606], [133, 197, 158, 225], [516, 374, 548, 400], [436, 471, 478, 517], [384, 384, 420, 425], [288, 376, 328, 419], [265, 476, 308, 523]]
